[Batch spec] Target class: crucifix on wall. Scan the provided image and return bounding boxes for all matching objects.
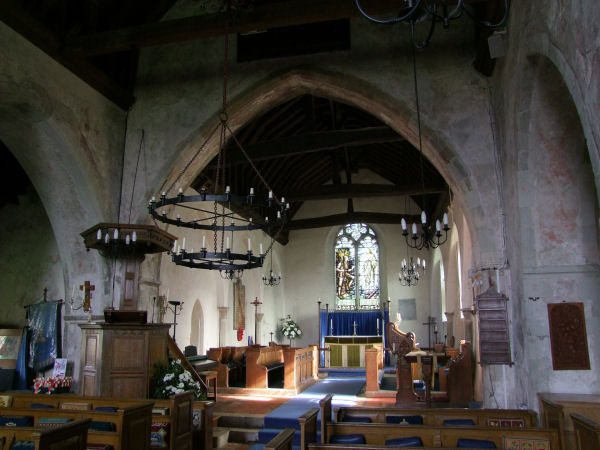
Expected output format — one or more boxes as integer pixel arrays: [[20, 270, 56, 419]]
[[80, 281, 94, 313]]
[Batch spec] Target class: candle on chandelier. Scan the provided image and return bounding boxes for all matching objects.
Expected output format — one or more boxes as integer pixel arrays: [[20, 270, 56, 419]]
[[96, 229, 102, 240], [132, 231, 137, 242], [248, 238, 251, 252], [268, 190, 273, 199], [443, 212, 449, 226], [226, 237, 230, 250], [401, 218, 407, 231], [104, 233, 109, 244], [202, 235, 206, 249], [125, 235, 130, 245], [113, 229, 119, 240], [182, 237, 186, 250], [411, 223, 418, 235], [172, 239, 177, 253], [259, 243, 263, 255]]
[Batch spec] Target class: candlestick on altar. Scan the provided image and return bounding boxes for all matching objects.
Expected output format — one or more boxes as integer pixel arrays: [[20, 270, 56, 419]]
[[353, 320, 357, 336], [377, 318, 380, 336], [270, 331, 274, 343]]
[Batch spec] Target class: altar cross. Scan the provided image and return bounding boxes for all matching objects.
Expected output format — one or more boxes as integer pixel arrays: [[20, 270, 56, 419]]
[[80, 281, 95, 313]]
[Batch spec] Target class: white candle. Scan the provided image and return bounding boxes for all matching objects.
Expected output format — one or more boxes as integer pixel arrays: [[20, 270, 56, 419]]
[[182, 237, 186, 250], [125, 235, 130, 245], [172, 239, 177, 253], [401, 218, 407, 231], [259, 243, 263, 255], [113, 229, 119, 240], [443, 212, 449, 226], [421, 210, 427, 224], [225, 186, 230, 194], [250, 187, 254, 195], [96, 229, 102, 240], [226, 237, 230, 250], [423, 260, 426, 269], [412, 223, 418, 235], [436, 220, 441, 232], [132, 231, 137, 242], [104, 233, 109, 244], [248, 238, 251, 252], [178, 187, 183, 195], [268, 190, 273, 199], [202, 235, 206, 249]]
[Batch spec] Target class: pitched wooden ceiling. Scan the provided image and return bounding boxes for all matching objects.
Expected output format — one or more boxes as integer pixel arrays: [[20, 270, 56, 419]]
[[1, 0, 505, 236]]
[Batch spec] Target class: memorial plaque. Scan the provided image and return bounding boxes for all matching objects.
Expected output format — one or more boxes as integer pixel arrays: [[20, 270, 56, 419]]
[[547, 302, 590, 370]]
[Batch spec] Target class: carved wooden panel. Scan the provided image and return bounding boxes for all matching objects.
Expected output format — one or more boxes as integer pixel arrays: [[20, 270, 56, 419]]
[[547, 302, 590, 370]]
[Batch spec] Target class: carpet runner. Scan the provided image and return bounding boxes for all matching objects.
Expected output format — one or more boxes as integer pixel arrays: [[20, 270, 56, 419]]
[[249, 376, 365, 448]]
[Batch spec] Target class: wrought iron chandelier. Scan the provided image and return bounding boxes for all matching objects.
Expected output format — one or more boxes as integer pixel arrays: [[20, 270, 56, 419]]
[[354, 0, 509, 49], [398, 256, 426, 287], [262, 240, 281, 287], [148, 0, 289, 277]]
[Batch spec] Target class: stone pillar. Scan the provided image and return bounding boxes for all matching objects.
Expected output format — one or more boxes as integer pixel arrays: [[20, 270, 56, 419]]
[[218, 306, 228, 346], [461, 308, 476, 343], [444, 311, 455, 346]]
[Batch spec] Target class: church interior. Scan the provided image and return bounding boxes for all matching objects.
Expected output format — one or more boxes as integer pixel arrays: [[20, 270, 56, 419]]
[[0, 0, 599, 449]]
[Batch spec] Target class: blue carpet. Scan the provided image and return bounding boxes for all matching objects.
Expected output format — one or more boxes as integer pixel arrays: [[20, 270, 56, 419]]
[[318, 367, 366, 377], [260, 376, 365, 441]]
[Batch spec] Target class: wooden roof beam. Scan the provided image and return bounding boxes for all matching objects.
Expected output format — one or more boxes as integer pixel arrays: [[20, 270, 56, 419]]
[[286, 184, 446, 202], [208, 126, 404, 168], [287, 212, 421, 231]]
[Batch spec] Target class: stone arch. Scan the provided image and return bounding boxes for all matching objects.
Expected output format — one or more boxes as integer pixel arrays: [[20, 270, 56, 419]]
[[189, 299, 205, 354], [157, 67, 490, 266], [515, 54, 598, 268]]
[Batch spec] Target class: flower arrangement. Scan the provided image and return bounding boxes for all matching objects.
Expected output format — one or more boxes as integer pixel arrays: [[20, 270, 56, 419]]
[[281, 315, 302, 341], [33, 376, 72, 394], [152, 359, 206, 400]]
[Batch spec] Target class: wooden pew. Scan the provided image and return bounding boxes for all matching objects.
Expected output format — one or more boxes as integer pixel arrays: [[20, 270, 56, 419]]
[[264, 428, 295, 450], [321, 422, 559, 448], [207, 346, 247, 388], [335, 405, 538, 427], [246, 346, 284, 389], [571, 413, 600, 450], [4, 391, 210, 450], [445, 341, 473, 405], [0, 402, 152, 450], [0, 418, 90, 450], [298, 407, 319, 450], [539, 392, 600, 450], [283, 345, 318, 393]]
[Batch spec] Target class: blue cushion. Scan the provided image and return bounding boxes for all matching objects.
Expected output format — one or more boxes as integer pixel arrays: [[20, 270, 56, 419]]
[[342, 416, 371, 423], [89, 421, 116, 431], [0, 416, 33, 426], [386, 415, 423, 425], [385, 436, 423, 447], [29, 403, 55, 409], [94, 406, 118, 412], [329, 434, 365, 444], [443, 419, 476, 426], [11, 441, 35, 450], [456, 438, 497, 448]]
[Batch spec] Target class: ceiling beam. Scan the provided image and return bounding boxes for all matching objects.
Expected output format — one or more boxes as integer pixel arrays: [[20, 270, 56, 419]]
[[62, 0, 410, 57], [287, 212, 421, 230], [286, 184, 446, 202], [208, 126, 404, 168], [0, 0, 134, 109]]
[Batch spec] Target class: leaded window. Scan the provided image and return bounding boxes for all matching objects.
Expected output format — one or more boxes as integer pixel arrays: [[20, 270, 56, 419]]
[[335, 223, 380, 310]]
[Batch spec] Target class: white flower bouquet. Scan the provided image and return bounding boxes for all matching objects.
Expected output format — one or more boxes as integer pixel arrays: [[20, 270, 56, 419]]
[[152, 359, 206, 400], [281, 315, 302, 340]]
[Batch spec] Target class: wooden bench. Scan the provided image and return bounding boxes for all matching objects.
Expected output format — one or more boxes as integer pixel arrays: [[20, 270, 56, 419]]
[[322, 422, 559, 448], [283, 346, 318, 393], [207, 346, 248, 388], [539, 392, 600, 450], [0, 418, 90, 450], [0, 402, 153, 450], [4, 391, 209, 450], [571, 412, 600, 450], [246, 346, 284, 389], [334, 405, 538, 427]]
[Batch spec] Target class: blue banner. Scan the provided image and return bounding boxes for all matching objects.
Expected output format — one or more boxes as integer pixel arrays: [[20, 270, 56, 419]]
[[27, 301, 61, 372]]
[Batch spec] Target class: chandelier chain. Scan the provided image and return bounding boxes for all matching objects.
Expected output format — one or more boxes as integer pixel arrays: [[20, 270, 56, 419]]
[[127, 129, 145, 224], [411, 37, 427, 216]]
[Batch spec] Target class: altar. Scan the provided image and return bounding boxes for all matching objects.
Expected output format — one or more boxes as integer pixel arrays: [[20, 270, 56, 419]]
[[323, 335, 383, 368]]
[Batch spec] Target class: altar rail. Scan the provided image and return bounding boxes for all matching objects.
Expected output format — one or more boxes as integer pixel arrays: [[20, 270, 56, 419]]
[[284, 345, 318, 393], [0, 418, 90, 450]]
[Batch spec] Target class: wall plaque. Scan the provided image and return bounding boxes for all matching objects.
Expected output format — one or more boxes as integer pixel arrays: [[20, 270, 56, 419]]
[[547, 302, 590, 370]]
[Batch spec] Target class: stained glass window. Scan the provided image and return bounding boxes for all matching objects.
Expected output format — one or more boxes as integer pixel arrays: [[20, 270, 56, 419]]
[[335, 224, 380, 309]]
